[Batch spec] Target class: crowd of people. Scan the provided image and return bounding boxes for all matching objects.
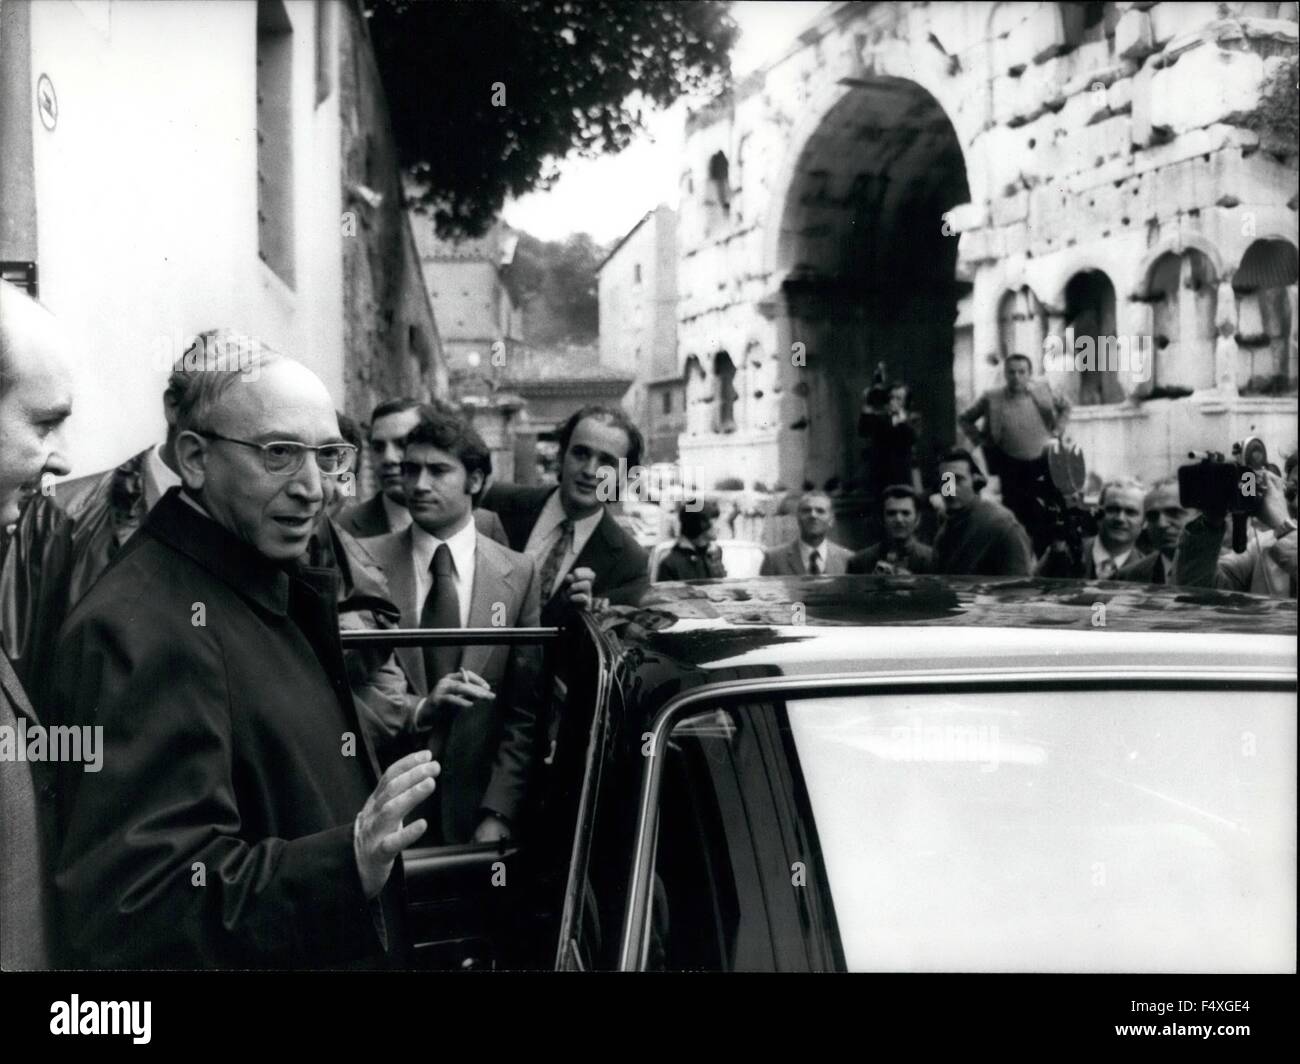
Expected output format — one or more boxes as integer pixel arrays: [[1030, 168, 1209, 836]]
[[0, 278, 1294, 971]]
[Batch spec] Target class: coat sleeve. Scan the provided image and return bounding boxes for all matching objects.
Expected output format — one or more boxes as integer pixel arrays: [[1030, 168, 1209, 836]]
[[957, 393, 989, 443], [52, 604, 380, 969], [479, 555, 542, 826], [0, 494, 76, 712]]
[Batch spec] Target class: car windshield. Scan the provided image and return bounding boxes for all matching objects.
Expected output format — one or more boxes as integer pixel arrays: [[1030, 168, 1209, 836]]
[[784, 689, 1296, 972]]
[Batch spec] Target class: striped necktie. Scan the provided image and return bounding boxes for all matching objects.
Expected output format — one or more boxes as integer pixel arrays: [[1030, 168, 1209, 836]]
[[540, 518, 574, 598]]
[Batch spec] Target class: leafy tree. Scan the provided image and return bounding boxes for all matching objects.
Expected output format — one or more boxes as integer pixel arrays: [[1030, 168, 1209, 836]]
[[509, 231, 605, 345], [367, 0, 737, 239]]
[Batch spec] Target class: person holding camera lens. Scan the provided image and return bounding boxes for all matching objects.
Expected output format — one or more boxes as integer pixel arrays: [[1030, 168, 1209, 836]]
[[1035, 477, 1145, 580], [1174, 451, 1298, 598]]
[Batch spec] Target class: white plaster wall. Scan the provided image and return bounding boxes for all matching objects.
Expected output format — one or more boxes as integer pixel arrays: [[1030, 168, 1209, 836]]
[[29, 0, 344, 477]]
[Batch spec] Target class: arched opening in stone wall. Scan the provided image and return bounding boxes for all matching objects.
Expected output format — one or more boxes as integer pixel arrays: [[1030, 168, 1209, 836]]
[[771, 76, 970, 492], [1144, 250, 1217, 393], [1234, 238, 1299, 395], [682, 354, 707, 436], [1064, 269, 1124, 405], [713, 350, 738, 433]]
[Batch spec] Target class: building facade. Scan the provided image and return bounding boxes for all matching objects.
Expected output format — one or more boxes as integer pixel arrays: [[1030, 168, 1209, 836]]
[[412, 217, 524, 391], [597, 205, 682, 463], [0, 0, 441, 477], [675, 0, 1298, 493]]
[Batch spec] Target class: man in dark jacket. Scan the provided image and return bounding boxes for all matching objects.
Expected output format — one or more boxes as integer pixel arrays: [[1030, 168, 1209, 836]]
[[479, 405, 649, 626], [0, 280, 74, 971], [848, 485, 935, 575], [657, 500, 726, 581], [52, 345, 438, 969], [932, 449, 1033, 577]]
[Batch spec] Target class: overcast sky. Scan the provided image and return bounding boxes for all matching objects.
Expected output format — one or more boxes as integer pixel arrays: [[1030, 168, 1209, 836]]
[[500, 1, 831, 245]]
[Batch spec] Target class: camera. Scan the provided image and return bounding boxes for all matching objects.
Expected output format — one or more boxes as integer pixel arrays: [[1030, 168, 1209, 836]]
[[1178, 437, 1268, 553], [1035, 440, 1099, 576]]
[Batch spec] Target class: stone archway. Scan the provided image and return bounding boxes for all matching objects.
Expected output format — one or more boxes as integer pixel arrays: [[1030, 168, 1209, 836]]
[[763, 75, 970, 492]]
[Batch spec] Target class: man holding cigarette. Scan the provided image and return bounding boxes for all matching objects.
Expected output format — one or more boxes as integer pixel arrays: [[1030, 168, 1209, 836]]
[[364, 406, 541, 846]]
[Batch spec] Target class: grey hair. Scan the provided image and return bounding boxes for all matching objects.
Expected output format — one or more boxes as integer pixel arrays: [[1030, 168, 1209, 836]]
[[1098, 476, 1145, 507], [166, 329, 284, 432]]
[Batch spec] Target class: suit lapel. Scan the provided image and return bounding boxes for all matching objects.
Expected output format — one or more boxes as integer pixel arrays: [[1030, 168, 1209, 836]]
[[0, 652, 39, 728], [461, 536, 514, 678], [384, 527, 427, 693]]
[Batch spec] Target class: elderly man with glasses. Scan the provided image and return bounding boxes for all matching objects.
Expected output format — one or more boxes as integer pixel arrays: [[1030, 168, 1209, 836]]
[[50, 337, 438, 969]]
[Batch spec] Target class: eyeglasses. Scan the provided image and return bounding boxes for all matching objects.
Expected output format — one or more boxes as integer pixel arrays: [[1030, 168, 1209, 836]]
[[193, 430, 357, 476]]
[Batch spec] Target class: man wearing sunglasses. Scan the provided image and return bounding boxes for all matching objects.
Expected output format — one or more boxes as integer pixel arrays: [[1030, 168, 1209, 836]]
[[50, 342, 437, 969]]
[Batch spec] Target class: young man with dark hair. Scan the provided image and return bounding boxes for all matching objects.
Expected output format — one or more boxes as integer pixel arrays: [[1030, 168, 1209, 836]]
[[847, 485, 934, 575], [363, 406, 541, 845], [657, 500, 727, 581], [338, 396, 507, 546], [932, 448, 1033, 577], [477, 404, 649, 625]]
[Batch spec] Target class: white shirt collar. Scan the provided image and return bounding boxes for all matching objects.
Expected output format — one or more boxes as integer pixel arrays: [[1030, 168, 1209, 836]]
[[798, 537, 827, 570], [1091, 536, 1134, 574], [381, 492, 413, 533], [410, 515, 478, 628], [411, 514, 477, 578], [143, 443, 182, 512]]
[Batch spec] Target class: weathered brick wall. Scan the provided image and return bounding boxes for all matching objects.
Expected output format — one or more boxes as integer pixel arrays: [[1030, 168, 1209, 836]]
[[677, 1, 1298, 490], [338, 0, 444, 461]]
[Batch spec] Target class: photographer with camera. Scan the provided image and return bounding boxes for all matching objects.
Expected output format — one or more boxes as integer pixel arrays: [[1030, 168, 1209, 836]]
[[1035, 477, 1145, 580], [1174, 449, 1297, 598], [858, 365, 922, 503]]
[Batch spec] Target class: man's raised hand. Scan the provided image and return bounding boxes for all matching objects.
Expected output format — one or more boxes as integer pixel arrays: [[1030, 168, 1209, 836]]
[[354, 750, 440, 899]]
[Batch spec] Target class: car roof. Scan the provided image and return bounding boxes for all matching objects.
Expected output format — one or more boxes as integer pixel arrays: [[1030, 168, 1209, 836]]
[[602, 574, 1297, 681]]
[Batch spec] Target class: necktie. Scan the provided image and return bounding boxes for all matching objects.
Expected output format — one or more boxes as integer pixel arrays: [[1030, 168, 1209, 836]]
[[1152, 555, 1166, 585], [419, 543, 460, 685], [1097, 557, 1116, 580], [539, 518, 574, 598], [808, 549, 821, 575]]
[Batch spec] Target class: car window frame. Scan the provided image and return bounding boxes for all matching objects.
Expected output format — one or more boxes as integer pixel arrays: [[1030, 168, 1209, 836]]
[[619, 666, 1297, 971]]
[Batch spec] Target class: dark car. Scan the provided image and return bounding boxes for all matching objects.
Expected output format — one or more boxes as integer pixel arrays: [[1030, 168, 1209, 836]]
[[347, 575, 1297, 972]]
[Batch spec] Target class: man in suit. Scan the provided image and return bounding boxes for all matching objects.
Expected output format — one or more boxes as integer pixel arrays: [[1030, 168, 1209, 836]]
[[932, 449, 1034, 577], [1115, 477, 1193, 586], [760, 491, 852, 576], [847, 485, 935, 575], [1035, 476, 1146, 580], [478, 404, 649, 626], [363, 408, 541, 846], [51, 343, 438, 968], [337, 395, 507, 546], [0, 280, 74, 970]]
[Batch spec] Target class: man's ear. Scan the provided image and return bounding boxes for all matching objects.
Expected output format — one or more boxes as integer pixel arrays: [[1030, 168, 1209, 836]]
[[173, 430, 209, 491], [466, 468, 485, 499]]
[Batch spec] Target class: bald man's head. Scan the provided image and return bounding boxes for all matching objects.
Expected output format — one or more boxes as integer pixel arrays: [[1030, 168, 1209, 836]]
[[171, 347, 348, 561], [0, 281, 74, 525]]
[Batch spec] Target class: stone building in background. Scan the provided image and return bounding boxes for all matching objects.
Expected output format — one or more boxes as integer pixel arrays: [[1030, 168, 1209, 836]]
[[597, 205, 682, 464], [676, 0, 1298, 493], [0, 0, 443, 478]]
